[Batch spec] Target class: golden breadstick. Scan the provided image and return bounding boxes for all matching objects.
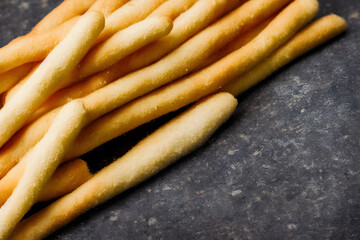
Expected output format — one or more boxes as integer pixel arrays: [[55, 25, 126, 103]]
[[38, 159, 92, 203], [0, 101, 87, 239], [223, 15, 347, 95], [11, 92, 237, 240], [0, 159, 91, 206], [149, 0, 198, 20], [77, 16, 173, 80], [0, 16, 79, 74], [87, 0, 129, 17], [0, 11, 104, 149], [68, 0, 319, 158], [30, 0, 244, 122], [0, 0, 289, 178], [0, 63, 35, 94], [95, 0, 167, 44], [31, 0, 96, 34], [192, 16, 274, 73]]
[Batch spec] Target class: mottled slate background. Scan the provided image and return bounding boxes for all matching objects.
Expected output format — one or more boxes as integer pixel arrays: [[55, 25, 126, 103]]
[[0, 0, 359, 239]]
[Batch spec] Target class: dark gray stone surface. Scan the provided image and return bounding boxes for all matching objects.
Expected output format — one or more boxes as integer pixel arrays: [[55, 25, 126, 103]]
[[1, 0, 359, 239]]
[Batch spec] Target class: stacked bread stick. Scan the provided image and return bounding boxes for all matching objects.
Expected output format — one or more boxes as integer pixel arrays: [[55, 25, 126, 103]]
[[0, 0, 347, 239]]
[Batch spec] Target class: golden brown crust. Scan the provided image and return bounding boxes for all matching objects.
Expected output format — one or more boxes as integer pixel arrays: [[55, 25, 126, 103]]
[[87, 0, 129, 17], [10, 93, 237, 240]]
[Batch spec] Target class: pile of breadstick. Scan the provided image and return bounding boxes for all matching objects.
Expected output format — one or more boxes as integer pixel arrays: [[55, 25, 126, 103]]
[[0, 0, 347, 238]]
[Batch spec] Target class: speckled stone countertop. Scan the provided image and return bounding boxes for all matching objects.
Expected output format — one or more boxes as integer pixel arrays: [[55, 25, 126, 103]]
[[1, 0, 359, 239]]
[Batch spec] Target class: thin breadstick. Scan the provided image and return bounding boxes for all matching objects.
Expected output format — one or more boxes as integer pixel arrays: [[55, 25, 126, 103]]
[[0, 159, 92, 206], [94, 0, 167, 45], [30, 0, 96, 34], [67, 0, 319, 159], [77, 16, 173, 80], [0, 100, 87, 239], [0, 16, 79, 74], [0, 11, 104, 148], [10, 92, 238, 240], [149, 0, 198, 20], [223, 14, 348, 96], [87, 0, 129, 17], [0, 63, 35, 94], [0, 0, 289, 178], [29, 0, 245, 122]]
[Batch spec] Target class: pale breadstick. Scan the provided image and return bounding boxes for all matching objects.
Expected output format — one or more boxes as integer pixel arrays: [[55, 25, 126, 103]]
[[223, 14, 348, 96], [149, 0, 198, 20], [29, 0, 244, 122], [30, 0, 96, 34], [0, 0, 290, 178], [87, 0, 129, 17], [0, 11, 104, 148], [0, 63, 35, 94], [68, 0, 319, 159], [0, 16, 79, 74], [95, 0, 167, 45], [10, 92, 237, 240], [0, 159, 91, 206], [0, 101, 87, 239]]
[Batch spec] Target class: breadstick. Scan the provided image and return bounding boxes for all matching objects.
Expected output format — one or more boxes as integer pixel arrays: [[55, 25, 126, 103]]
[[68, 0, 319, 159], [0, 63, 35, 94], [95, 0, 167, 45], [0, 159, 91, 206], [0, 0, 289, 178], [149, 0, 198, 20], [87, 0, 129, 17], [30, 0, 96, 34], [77, 16, 173, 80], [0, 11, 104, 148], [10, 92, 237, 240], [0, 101, 87, 239], [223, 15, 348, 96], [29, 0, 244, 122], [0, 16, 79, 74]]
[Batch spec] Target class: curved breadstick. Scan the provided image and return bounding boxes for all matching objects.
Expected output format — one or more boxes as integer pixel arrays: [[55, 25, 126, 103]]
[[30, 0, 96, 34], [0, 11, 104, 148], [223, 14, 347, 96], [0, 100, 87, 239], [68, 0, 319, 158], [0, 16, 79, 73], [0, 63, 35, 94], [0, 159, 92, 206], [0, 0, 289, 178], [10, 92, 237, 240], [87, 0, 129, 17], [94, 0, 167, 45], [149, 0, 198, 20], [29, 0, 244, 122]]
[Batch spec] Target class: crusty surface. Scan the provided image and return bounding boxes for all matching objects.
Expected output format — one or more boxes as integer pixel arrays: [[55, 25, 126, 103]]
[[0, 101, 87, 239], [10, 92, 237, 240]]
